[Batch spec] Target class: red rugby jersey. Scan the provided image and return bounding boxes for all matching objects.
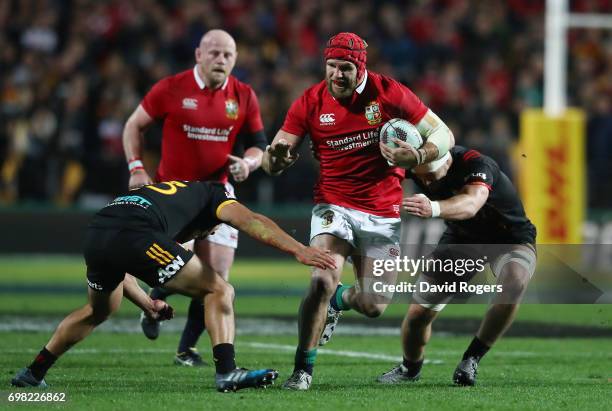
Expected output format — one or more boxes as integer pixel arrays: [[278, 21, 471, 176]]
[[282, 71, 428, 217], [141, 67, 264, 183]]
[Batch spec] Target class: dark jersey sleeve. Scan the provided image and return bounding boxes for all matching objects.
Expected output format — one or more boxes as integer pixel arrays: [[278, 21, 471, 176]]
[[462, 150, 496, 191], [241, 129, 268, 151], [208, 183, 238, 222]]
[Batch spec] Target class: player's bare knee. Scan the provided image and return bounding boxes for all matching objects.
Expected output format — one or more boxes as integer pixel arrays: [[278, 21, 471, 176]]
[[218, 280, 235, 302], [407, 306, 435, 330], [90, 306, 111, 325], [195, 276, 234, 303], [205, 280, 234, 315], [87, 289, 121, 325], [500, 268, 530, 301], [206, 276, 234, 301], [309, 272, 337, 299], [407, 315, 429, 331], [361, 303, 386, 318]]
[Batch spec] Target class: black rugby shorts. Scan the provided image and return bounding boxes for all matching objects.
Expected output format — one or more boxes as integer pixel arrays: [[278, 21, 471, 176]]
[[84, 224, 193, 293]]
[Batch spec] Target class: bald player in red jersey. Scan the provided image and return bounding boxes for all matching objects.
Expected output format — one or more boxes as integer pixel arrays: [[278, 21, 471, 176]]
[[123, 29, 267, 366], [262, 32, 455, 390]]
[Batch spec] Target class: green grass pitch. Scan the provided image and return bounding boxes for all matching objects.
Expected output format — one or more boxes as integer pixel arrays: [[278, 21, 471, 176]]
[[3, 333, 611, 410], [1, 256, 611, 410]]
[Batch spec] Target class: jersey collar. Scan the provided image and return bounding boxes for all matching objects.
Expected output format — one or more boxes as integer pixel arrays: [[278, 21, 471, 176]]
[[193, 65, 229, 90], [355, 70, 368, 94]]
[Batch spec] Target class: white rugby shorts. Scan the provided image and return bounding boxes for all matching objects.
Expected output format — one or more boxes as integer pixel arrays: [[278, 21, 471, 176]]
[[206, 182, 238, 249], [310, 203, 401, 260]]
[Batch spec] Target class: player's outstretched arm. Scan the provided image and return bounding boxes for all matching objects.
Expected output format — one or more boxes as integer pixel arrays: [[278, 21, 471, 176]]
[[218, 202, 336, 270], [122, 274, 174, 320], [403, 184, 489, 220], [123, 105, 155, 189], [261, 130, 302, 176]]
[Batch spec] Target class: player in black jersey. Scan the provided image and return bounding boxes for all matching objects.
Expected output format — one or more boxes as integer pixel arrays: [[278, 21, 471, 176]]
[[377, 145, 537, 387], [11, 181, 336, 392]]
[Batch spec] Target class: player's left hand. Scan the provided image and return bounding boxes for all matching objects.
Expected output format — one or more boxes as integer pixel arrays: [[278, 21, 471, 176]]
[[380, 138, 420, 168], [228, 155, 250, 182], [403, 194, 433, 218], [148, 299, 174, 321]]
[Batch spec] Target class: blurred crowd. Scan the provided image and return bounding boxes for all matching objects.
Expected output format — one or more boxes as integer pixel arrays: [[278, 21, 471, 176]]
[[1, 0, 611, 208]]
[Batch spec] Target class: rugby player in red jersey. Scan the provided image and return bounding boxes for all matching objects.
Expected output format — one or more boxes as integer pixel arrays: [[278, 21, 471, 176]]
[[122, 29, 267, 366], [262, 32, 455, 390]]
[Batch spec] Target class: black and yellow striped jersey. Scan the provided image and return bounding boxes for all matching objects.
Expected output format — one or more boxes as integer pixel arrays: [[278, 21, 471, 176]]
[[92, 181, 237, 243]]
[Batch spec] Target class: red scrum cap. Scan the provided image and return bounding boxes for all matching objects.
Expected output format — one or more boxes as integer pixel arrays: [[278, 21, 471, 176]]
[[324, 32, 368, 80]]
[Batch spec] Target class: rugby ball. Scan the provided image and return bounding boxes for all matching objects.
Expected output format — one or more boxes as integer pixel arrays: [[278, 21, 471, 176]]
[[380, 118, 423, 149]]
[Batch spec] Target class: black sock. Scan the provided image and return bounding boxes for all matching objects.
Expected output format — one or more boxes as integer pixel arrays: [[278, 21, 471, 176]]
[[402, 358, 424, 378], [150, 287, 172, 301], [212, 343, 236, 374], [28, 347, 57, 380], [294, 348, 317, 376], [177, 299, 205, 353], [462, 336, 490, 362]]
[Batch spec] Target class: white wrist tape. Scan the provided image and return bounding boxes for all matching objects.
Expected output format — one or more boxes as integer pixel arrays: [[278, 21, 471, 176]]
[[243, 157, 258, 170], [415, 109, 451, 159], [412, 152, 451, 172], [416, 148, 426, 165], [128, 159, 144, 172], [415, 193, 440, 218], [430, 201, 441, 218]]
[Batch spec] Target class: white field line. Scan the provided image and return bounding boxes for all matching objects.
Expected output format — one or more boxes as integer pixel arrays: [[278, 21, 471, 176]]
[[0, 344, 443, 364], [0, 316, 412, 337], [0, 343, 570, 359], [0, 344, 593, 358], [2, 317, 592, 359], [242, 342, 443, 364]]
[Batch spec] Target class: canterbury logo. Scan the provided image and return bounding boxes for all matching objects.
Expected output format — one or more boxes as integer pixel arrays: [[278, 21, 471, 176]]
[[319, 113, 335, 124], [182, 98, 198, 110]]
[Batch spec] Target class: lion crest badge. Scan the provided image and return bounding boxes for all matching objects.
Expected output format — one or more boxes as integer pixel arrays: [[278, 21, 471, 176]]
[[225, 99, 239, 120], [321, 210, 335, 228], [365, 101, 382, 125]]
